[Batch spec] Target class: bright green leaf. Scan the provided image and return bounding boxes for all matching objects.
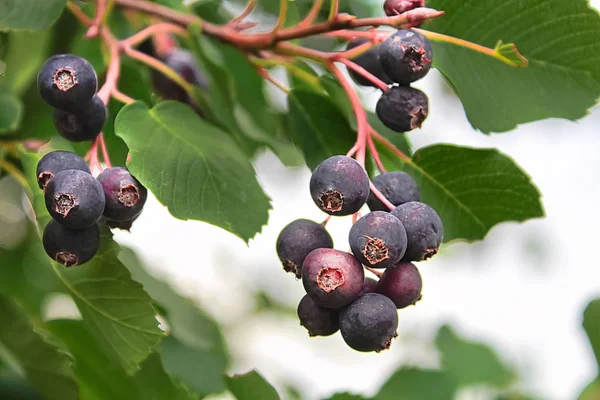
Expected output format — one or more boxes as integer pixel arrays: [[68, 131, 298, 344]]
[[226, 370, 280, 400], [583, 299, 600, 367], [0, 31, 51, 95], [0, 85, 23, 133], [115, 101, 271, 242], [578, 378, 600, 400], [427, 0, 600, 133], [435, 325, 514, 387], [0, 0, 67, 31], [288, 90, 356, 170], [376, 368, 457, 400], [0, 295, 78, 400]]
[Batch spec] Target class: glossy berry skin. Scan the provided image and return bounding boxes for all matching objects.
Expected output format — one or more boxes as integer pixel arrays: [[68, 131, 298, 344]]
[[376, 86, 429, 133], [367, 171, 420, 212], [37, 54, 98, 111], [345, 38, 392, 88], [53, 95, 107, 142], [377, 262, 422, 308], [96, 167, 147, 222], [36, 151, 90, 191], [379, 29, 433, 85], [349, 211, 407, 269], [276, 219, 334, 278], [339, 293, 399, 352], [297, 294, 340, 337], [302, 248, 365, 309], [42, 220, 100, 267], [360, 277, 379, 295], [310, 155, 370, 216], [384, 0, 425, 17], [44, 169, 105, 229], [391, 201, 443, 261]]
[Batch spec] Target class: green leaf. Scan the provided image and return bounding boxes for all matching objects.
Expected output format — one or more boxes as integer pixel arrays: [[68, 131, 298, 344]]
[[288, 90, 356, 170], [119, 248, 229, 396], [115, 101, 271, 242], [0, 85, 23, 133], [0, 295, 78, 400], [324, 393, 367, 400], [376, 368, 457, 400], [0, 0, 67, 31], [583, 299, 600, 367], [578, 378, 600, 400], [435, 325, 514, 387], [427, 0, 600, 133], [225, 370, 280, 400], [380, 144, 544, 242]]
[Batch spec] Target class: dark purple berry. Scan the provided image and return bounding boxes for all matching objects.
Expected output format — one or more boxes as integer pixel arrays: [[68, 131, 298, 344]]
[[96, 167, 147, 222], [152, 48, 208, 104], [36, 151, 90, 191], [345, 38, 392, 88], [376, 262, 422, 308], [106, 214, 139, 231], [276, 219, 334, 278], [53, 95, 107, 142], [384, 0, 425, 17], [379, 29, 433, 85], [360, 277, 379, 295], [37, 54, 98, 111], [376, 86, 429, 133], [349, 211, 407, 269], [339, 293, 398, 352], [42, 220, 100, 267], [44, 169, 105, 229], [297, 294, 340, 337], [391, 201, 443, 261], [302, 248, 364, 309], [310, 155, 370, 216], [367, 171, 420, 212]]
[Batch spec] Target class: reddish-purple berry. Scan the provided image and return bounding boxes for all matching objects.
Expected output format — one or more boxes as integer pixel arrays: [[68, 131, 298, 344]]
[[96, 167, 147, 222], [377, 262, 422, 308], [297, 295, 340, 337], [384, 0, 425, 17]]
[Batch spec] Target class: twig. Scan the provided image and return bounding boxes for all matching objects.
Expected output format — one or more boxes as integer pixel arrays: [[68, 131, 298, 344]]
[[229, 0, 256, 26], [121, 23, 188, 48], [298, 0, 323, 28], [86, 0, 107, 37], [367, 134, 387, 173]]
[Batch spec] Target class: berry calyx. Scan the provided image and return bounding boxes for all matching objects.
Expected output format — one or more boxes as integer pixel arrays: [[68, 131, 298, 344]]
[[44, 169, 106, 229], [297, 294, 340, 337], [53, 95, 107, 142], [391, 201, 443, 261], [310, 155, 370, 216], [349, 211, 407, 269], [345, 38, 392, 88], [376, 262, 422, 308], [302, 248, 365, 309], [36, 151, 91, 191], [96, 167, 147, 222], [276, 219, 334, 278], [367, 171, 420, 211], [379, 29, 433, 85], [376, 86, 429, 132], [339, 293, 399, 352], [42, 220, 100, 267]]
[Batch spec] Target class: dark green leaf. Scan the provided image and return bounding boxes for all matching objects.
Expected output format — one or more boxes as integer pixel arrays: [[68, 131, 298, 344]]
[[376, 368, 457, 400], [288, 90, 356, 170], [0, 0, 67, 31], [583, 299, 600, 366], [0, 85, 23, 133], [427, 0, 600, 132], [367, 113, 411, 156], [435, 325, 514, 387], [225, 370, 280, 400], [0, 295, 78, 400], [115, 101, 271, 242]]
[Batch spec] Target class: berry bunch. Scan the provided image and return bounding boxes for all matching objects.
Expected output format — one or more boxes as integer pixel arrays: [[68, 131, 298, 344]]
[[276, 155, 443, 352], [36, 55, 148, 267]]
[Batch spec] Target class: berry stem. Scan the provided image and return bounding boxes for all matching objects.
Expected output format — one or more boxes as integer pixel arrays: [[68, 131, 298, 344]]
[[111, 89, 135, 104], [369, 127, 412, 163], [97, 28, 123, 105], [86, 137, 102, 172], [369, 181, 395, 211], [325, 29, 390, 41], [86, 0, 108, 38], [364, 266, 383, 278], [339, 59, 389, 92], [297, 0, 323, 28], [228, 0, 256, 26], [121, 23, 188, 48], [367, 134, 387, 173], [98, 133, 113, 168], [257, 67, 291, 93], [321, 215, 332, 227], [328, 0, 339, 21], [66, 2, 94, 25], [273, 0, 289, 33]]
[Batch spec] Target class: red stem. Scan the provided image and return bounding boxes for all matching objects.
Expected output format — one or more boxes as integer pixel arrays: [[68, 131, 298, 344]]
[[339, 59, 389, 92], [121, 23, 188, 47], [369, 127, 412, 163], [367, 134, 387, 173], [86, 0, 107, 37], [369, 181, 395, 210], [97, 28, 122, 104], [365, 266, 383, 278], [98, 133, 113, 168]]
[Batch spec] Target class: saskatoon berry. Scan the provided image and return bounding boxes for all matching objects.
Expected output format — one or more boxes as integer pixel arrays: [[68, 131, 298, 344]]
[[37, 54, 98, 111], [379, 29, 433, 85], [376, 85, 429, 133], [349, 211, 407, 269], [44, 169, 105, 229], [152, 48, 209, 104], [302, 248, 364, 309], [339, 293, 399, 352], [391, 201, 443, 261], [276, 219, 334, 278], [376, 262, 422, 308], [297, 294, 340, 337], [106, 214, 139, 231], [360, 277, 379, 295], [36, 151, 90, 191], [367, 171, 420, 211], [310, 155, 370, 216], [96, 167, 147, 222], [345, 38, 392, 88], [384, 0, 425, 17], [53, 95, 107, 142], [42, 220, 100, 267]]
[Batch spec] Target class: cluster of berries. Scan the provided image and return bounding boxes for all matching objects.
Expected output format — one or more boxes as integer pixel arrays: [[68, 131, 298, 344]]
[[35, 55, 148, 266], [277, 155, 443, 352]]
